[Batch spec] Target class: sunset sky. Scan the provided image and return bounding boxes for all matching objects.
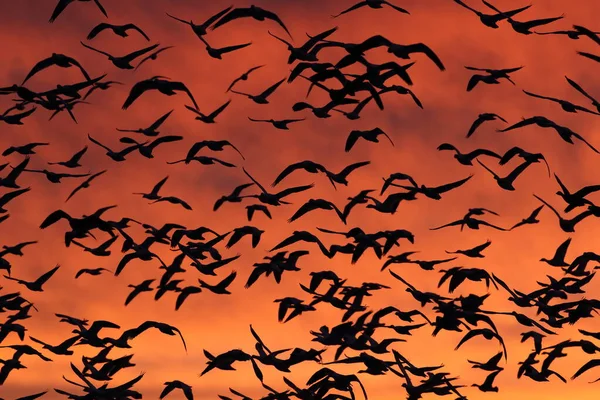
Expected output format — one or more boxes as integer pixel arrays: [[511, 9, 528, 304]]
[[1, 0, 600, 398]]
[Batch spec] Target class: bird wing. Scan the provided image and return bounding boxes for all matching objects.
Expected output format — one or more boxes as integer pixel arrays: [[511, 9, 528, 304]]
[[34, 265, 60, 286], [217, 42, 253, 54], [169, 81, 199, 110], [211, 7, 255, 29], [202, 6, 234, 28], [146, 110, 173, 132], [345, 130, 363, 152], [39, 209, 70, 229], [80, 41, 112, 59], [49, 0, 72, 22], [523, 89, 561, 103], [242, 168, 268, 194], [578, 51, 600, 64], [332, 2, 368, 18], [466, 74, 485, 92], [289, 200, 328, 222], [259, 78, 285, 99], [208, 100, 232, 119], [122, 79, 158, 110], [92, 0, 108, 17], [302, 27, 338, 51], [499, 146, 524, 165], [572, 359, 600, 380], [405, 43, 445, 70], [150, 176, 169, 196], [571, 130, 600, 154], [0, 187, 30, 207], [273, 162, 319, 186], [123, 44, 160, 62], [336, 161, 370, 179], [574, 184, 600, 198], [22, 57, 58, 84], [261, 8, 292, 37], [432, 174, 473, 193], [124, 23, 151, 41], [469, 148, 501, 159], [504, 160, 533, 182], [565, 76, 597, 103], [275, 184, 314, 199], [87, 23, 112, 39], [472, 240, 492, 253]]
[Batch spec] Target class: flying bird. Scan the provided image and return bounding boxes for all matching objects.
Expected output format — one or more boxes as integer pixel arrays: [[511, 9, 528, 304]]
[[332, 0, 410, 18], [50, 0, 107, 23], [86, 23, 150, 40], [345, 128, 394, 152], [22, 53, 90, 84], [211, 5, 293, 38], [122, 77, 199, 110]]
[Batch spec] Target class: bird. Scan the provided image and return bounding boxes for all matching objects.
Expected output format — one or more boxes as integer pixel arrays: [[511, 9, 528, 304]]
[[226, 65, 265, 92], [482, 2, 564, 35], [554, 173, 600, 212], [65, 170, 107, 202], [133, 176, 169, 200], [22, 53, 90, 84], [125, 279, 155, 306], [117, 110, 174, 137], [75, 267, 110, 279], [3, 142, 49, 157], [453, 0, 531, 28], [332, 0, 410, 18], [270, 27, 338, 65], [446, 240, 492, 258], [183, 140, 245, 160], [499, 116, 600, 153], [122, 77, 199, 110], [540, 238, 572, 267], [21, 168, 91, 184], [50, 0, 107, 23], [88, 134, 144, 162], [199, 36, 252, 59], [510, 205, 544, 230], [466, 113, 506, 138], [345, 128, 394, 152], [468, 352, 504, 371], [160, 380, 194, 400], [86, 23, 149, 40], [231, 78, 285, 104], [477, 160, 533, 191], [184, 101, 231, 123], [565, 76, 600, 113], [199, 271, 237, 295], [533, 194, 595, 233], [392, 175, 473, 200], [522, 89, 599, 115], [211, 5, 292, 38], [48, 146, 88, 168], [248, 117, 305, 130], [3, 265, 60, 292], [499, 147, 551, 177], [472, 370, 502, 392], [437, 143, 501, 165], [166, 6, 233, 39], [135, 46, 175, 71], [214, 183, 254, 211], [243, 167, 314, 206], [465, 66, 523, 91], [81, 42, 160, 70]]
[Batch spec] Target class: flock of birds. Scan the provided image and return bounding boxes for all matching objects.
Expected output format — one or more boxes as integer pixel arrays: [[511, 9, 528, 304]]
[[1, 0, 600, 399]]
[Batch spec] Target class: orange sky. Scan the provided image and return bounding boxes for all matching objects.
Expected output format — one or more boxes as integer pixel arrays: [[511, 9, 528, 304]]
[[1, 0, 600, 398]]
